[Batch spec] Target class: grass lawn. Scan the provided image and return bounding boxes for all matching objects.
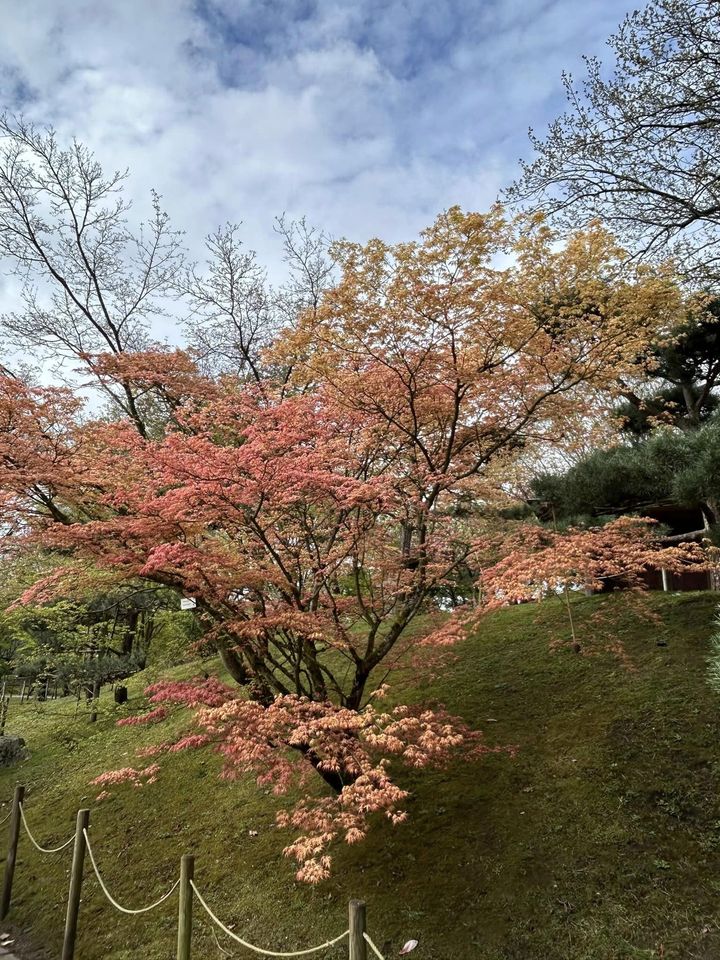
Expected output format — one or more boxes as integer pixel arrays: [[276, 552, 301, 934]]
[[0, 591, 718, 960]]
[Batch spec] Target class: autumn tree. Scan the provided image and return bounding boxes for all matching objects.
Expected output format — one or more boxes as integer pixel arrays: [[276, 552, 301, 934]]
[[0, 207, 702, 879], [474, 516, 706, 607], [508, 0, 720, 282]]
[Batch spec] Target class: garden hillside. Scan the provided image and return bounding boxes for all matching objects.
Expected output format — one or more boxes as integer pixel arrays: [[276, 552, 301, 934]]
[[0, 591, 718, 960]]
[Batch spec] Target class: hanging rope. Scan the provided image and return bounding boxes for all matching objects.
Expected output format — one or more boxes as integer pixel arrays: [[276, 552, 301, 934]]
[[363, 933, 387, 960], [83, 829, 179, 915], [0, 809, 11, 827], [212, 929, 234, 957], [190, 880, 349, 957], [19, 804, 74, 854]]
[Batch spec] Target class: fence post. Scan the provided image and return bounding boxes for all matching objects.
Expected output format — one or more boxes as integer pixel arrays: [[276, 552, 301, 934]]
[[61, 808, 90, 960], [0, 784, 24, 919], [349, 899, 367, 960], [89, 678, 101, 723], [0, 697, 9, 736], [177, 854, 194, 960]]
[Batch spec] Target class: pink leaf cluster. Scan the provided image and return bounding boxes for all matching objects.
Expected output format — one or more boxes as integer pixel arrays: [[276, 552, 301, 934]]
[[477, 517, 710, 605], [103, 679, 485, 881], [116, 706, 169, 726], [91, 764, 160, 797]]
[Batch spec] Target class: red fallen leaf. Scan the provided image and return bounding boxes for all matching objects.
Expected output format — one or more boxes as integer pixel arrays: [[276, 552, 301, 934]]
[[399, 940, 418, 955]]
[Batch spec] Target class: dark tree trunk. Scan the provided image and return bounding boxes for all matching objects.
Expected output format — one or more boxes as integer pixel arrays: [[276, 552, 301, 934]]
[[219, 645, 251, 686], [122, 610, 139, 657], [300, 745, 353, 794]]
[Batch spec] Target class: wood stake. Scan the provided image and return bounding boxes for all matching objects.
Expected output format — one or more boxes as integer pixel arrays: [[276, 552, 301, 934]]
[[177, 854, 195, 960], [89, 678, 101, 723], [0, 784, 24, 920], [61, 808, 90, 960], [349, 899, 367, 960]]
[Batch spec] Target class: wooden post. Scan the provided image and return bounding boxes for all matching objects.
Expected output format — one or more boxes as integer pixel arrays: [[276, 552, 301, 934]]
[[177, 854, 194, 960], [89, 678, 101, 723], [661, 568, 670, 592], [18, 681, 25, 704], [61, 808, 90, 960], [1, 784, 24, 919], [349, 899, 367, 960]]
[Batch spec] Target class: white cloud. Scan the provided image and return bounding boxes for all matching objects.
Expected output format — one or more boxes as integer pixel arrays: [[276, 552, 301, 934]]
[[0, 0, 632, 310]]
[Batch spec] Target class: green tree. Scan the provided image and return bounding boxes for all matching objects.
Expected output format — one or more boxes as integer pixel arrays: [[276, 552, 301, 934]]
[[618, 302, 720, 433], [533, 421, 720, 527]]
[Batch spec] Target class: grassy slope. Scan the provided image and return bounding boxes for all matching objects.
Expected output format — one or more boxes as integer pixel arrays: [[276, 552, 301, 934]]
[[0, 592, 719, 960]]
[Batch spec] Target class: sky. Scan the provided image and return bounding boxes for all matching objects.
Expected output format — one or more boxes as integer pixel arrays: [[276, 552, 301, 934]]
[[0, 0, 631, 290]]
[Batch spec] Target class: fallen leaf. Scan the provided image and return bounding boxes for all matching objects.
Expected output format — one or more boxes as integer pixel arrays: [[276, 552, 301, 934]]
[[399, 940, 418, 955]]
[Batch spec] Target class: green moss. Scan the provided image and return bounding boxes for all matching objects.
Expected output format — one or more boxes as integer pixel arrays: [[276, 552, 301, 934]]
[[0, 592, 718, 960]]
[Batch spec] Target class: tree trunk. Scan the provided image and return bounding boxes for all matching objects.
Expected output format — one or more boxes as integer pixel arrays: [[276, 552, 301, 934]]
[[218, 644, 251, 686], [345, 670, 369, 711], [300, 745, 352, 794], [122, 610, 139, 657]]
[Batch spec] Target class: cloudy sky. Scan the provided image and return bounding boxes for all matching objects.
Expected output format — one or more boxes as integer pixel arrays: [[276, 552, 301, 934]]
[[0, 0, 630, 281]]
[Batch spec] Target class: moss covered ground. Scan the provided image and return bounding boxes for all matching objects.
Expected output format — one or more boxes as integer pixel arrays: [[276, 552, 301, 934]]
[[0, 591, 718, 960]]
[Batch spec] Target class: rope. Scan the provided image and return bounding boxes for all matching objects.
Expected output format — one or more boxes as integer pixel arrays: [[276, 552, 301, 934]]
[[19, 805, 74, 854], [0, 810, 11, 827], [212, 930, 234, 956], [363, 933, 387, 960], [83, 829, 179, 915], [190, 880, 349, 957]]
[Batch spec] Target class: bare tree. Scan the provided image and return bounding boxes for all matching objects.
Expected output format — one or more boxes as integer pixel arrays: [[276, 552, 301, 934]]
[[274, 214, 337, 323], [182, 224, 272, 381], [183, 215, 337, 383], [508, 1, 720, 282], [0, 115, 185, 434], [0, 116, 338, 404]]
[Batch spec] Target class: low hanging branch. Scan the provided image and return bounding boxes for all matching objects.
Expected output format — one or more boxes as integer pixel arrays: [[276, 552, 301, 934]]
[[475, 517, 710, 605]]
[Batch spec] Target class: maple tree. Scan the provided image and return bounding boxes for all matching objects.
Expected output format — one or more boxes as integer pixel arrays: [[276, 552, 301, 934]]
[[0, 207, 706, 879], [472, 516, 709, 633]]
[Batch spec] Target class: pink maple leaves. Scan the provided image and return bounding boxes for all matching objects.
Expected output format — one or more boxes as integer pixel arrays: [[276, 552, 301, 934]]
[[477, 517, 709, 604], [100, 677, 486, 882]]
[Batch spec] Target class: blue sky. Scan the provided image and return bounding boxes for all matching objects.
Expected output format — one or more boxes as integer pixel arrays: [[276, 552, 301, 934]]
[[0, 0, 631, 278]]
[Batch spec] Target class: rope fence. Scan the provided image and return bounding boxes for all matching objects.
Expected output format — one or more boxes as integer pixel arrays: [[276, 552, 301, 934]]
[[19, 804, 74, 854], [190, 879, 350, 957], [83, 828, 180, 915], [363, 933, 387, 960], [0, 784, 389, 960]]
